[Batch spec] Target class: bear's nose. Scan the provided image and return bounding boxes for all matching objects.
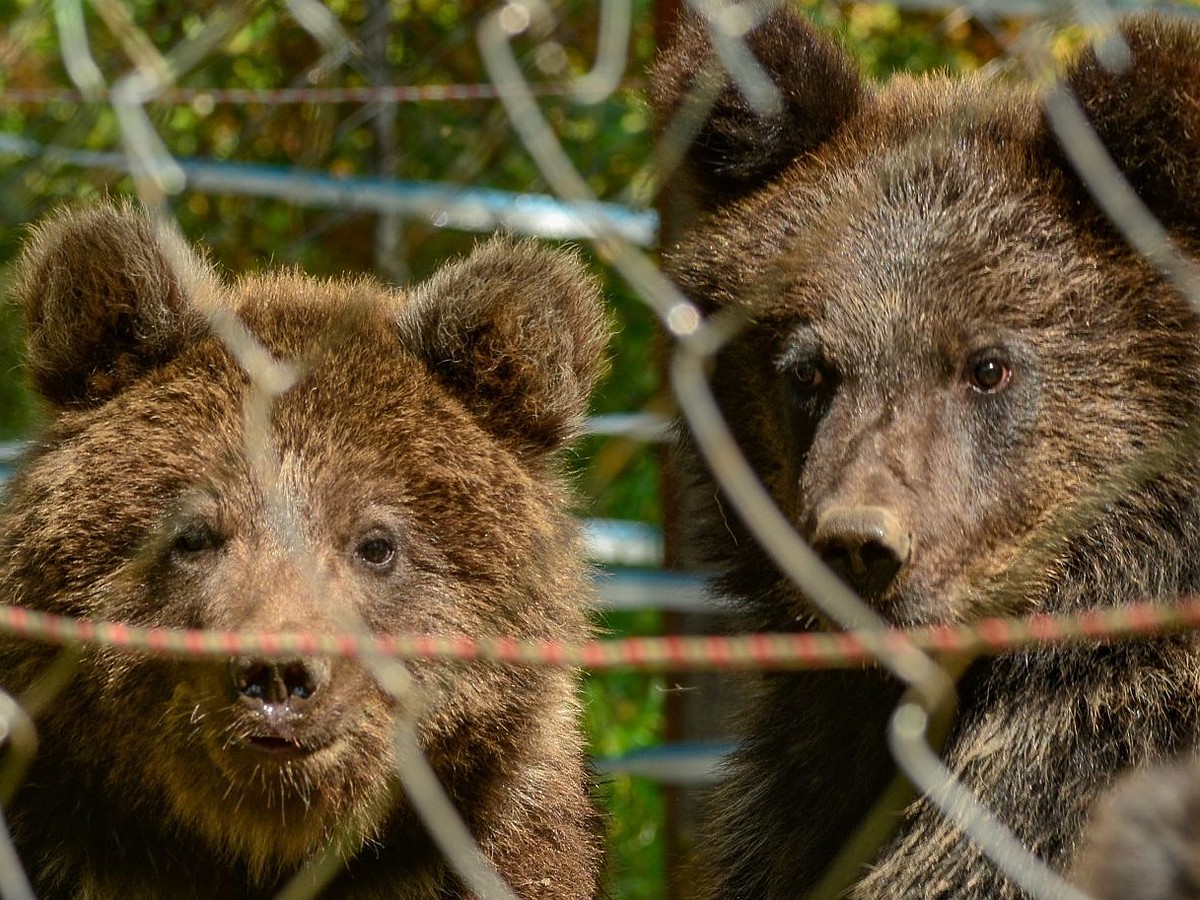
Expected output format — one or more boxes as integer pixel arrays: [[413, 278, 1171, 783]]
[[229, 657, 325, 707], [811, 505, 910, 598]]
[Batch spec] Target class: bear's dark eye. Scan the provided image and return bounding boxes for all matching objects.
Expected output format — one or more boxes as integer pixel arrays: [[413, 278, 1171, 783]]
[[967, 356, 1012, 394], [780, 328, 830, 397], [356, 531, 397, 573], [793, 362, 826, 391], [173, 522, 222, 555]]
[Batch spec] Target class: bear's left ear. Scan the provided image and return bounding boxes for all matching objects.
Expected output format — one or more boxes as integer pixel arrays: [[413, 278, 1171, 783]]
[[650, 7, 865, 209], [399, 236, 609, 462], [1057, 15, 1200, 229], [10, 201, 216, 409]]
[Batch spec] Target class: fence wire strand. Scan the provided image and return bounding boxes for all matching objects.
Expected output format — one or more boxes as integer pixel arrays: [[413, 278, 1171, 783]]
[[0, 0, 1196, 897]]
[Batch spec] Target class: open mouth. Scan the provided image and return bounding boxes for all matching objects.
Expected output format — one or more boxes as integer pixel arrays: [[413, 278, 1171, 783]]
[[245, 735, 311, 757]]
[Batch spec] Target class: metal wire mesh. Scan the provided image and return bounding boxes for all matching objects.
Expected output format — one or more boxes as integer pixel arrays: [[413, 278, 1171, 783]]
[[0, 0, 1197, 897]]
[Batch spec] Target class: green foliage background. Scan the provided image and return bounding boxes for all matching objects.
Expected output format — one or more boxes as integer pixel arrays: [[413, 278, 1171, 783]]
[[0, 1, 1004, 895]]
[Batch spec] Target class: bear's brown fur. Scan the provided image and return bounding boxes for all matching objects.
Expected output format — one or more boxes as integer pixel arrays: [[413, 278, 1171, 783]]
[[654, 8, 1200, 898], [1072, 757, 1200, 900], [0, 201, 608, 899]]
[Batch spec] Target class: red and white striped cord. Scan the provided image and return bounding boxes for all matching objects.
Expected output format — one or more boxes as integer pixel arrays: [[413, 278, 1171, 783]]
[[0, 597, 1195, 671]]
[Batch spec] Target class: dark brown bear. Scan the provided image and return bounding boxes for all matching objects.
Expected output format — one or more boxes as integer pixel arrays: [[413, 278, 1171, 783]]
[[653, 8, 1200, 898], [0, 202, 607, 899]]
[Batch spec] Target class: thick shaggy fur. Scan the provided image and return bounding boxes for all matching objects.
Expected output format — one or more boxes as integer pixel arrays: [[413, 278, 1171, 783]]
[[653, 9, 1200, 898], [0, 202, 608, 899]]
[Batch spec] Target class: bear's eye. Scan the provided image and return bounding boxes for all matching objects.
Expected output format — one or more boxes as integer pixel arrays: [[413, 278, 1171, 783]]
[[173, 522, 222, 555], [779, 328, 830, 396], [793, 362, 826, 391], [967, 356, 1012, 394], [356, 531, 398, 573]]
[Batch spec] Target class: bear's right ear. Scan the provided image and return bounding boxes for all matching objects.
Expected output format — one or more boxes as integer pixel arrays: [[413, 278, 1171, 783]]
[[11, 202, 214, 409], [399, 236, 609, 464], [1057, 15, 1200, 230], [650, 6, 865, 209]]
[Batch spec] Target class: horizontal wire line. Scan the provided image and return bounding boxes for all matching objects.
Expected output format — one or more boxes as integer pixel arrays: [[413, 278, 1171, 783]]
[[0, 597, 1195, 670], [0, 80, 643, 106]]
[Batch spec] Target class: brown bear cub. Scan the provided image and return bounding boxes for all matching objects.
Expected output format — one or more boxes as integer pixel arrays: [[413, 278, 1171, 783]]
[[0, 202, 607, 899], [654, 8, 1200, 899]]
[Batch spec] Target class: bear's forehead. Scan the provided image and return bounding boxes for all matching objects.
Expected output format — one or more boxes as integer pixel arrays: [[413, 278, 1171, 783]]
[[37, 344, 535, 542], [54, 301, 501, 489], [161, 345, 464, 440], [739, 172, 1079, 339], [858, 71, 1039, 150], [226, 273, 401, 354], [715, 92, 1096, 328], [694, 82, 1059, 293]]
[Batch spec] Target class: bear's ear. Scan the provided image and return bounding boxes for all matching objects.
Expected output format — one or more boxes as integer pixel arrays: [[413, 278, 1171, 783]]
[[10, 201, 215, 408], [650, 6, 865, 208], [399, 237, 609, 461], [1057, 15, 1200, 229]]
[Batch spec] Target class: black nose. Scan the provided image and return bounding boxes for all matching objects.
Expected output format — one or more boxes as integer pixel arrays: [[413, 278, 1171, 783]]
[[811, 505, 910, 597], [229, 657, 324, 706]]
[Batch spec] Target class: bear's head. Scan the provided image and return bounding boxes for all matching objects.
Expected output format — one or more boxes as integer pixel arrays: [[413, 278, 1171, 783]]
[[0, 202, 607, 880], [655, 11, 1200, 626]]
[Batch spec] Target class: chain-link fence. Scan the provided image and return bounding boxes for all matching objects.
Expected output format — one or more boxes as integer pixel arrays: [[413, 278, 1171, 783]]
[[0, 0, 1198, 897]]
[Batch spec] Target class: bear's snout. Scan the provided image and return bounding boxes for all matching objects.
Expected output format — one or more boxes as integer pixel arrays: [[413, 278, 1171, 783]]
[[811, 504, 910, 599], [227, 656, 335, 753], [229, 656, 327, 706]]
